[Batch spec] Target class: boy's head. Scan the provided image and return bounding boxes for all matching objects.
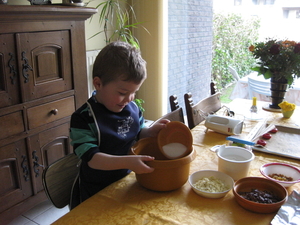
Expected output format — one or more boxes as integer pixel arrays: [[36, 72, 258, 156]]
[[93, 41, 147, 86]]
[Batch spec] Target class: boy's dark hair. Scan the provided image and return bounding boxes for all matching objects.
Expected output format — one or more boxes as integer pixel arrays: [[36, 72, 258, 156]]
[[92, 41, 147, 85]]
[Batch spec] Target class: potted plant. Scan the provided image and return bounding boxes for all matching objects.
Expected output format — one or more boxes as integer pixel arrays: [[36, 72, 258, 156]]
[[249, 39, 300, 108], [89, 0, 148, 112], [89, 0, 148, 49]]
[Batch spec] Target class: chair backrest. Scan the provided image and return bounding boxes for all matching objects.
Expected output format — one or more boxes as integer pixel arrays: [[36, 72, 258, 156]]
[[169, 95, 180, 111], [210, 81, 217, 95], [151, 95, 185, 125], [42, 153, 80, 209], [247, 77, 271, 99], [228, 66, 240, 81], [184, 92, 222, 129]]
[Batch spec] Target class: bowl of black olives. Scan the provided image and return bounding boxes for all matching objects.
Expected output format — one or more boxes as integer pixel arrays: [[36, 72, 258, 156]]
[[233, 177, 288, 213]]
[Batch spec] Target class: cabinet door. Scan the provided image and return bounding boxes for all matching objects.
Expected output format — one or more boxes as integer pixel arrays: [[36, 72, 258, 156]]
[[0, 34, 21, 108], [17, 30, 72, 102], [29, 122, 71, 193], [0, 140, 33, 214]]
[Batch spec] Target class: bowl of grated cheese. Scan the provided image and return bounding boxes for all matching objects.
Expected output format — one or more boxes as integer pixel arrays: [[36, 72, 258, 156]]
[[189, 170, 234, 198]]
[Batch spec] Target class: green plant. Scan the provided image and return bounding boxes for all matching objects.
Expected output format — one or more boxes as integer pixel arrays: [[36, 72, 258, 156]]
[[134, 98, 145, 113], [89, 0, 148, 49], [249, 39, 300, 85], [212, 13, 260, 90]]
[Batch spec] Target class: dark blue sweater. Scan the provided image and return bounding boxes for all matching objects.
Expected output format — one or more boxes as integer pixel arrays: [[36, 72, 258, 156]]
[[70, 95, 144, 201]]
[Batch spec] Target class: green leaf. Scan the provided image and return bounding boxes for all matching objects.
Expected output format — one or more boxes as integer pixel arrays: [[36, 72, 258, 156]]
[[134, 99, 145, 113]]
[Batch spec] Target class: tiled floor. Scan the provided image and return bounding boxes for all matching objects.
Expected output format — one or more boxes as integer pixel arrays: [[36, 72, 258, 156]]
[[7, 200, 69, 225]]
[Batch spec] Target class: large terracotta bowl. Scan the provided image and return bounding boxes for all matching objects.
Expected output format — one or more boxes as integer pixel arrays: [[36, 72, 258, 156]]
[[233, 177, 288, 213], [131, 137, 196, 191]]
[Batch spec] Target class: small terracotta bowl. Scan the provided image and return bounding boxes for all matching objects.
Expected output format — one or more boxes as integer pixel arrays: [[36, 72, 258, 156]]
[[260, 162, 300, 188], [131, 137, 196, 191], [157, 121, 193, 159], [233, 177, 288, 213]]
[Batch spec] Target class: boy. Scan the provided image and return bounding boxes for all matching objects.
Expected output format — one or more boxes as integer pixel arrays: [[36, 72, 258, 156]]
[[70, 41, 169, 206]]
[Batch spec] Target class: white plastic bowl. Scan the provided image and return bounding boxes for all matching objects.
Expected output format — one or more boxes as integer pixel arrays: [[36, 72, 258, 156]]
[[188, 170, 234, 198], [260, 163, 300, 187]]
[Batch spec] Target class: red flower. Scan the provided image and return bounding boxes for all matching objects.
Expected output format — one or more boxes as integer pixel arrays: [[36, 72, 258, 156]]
[[294, 43, 300, 53], [269, 44, 280, 54], [249, 45, 255, 52]]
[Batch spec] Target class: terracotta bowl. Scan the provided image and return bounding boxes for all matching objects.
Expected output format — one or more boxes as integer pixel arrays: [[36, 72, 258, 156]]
[[260, 162, 300, 188], [131, 137, 196, 191], [157, 121, 193, 159], [233, 177, 288, 214]]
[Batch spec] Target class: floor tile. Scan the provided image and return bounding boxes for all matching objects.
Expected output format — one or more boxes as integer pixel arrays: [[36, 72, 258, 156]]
[[23, 200, 53, 220], [31, 205, 69, 225], [6, 216, 38, 225]]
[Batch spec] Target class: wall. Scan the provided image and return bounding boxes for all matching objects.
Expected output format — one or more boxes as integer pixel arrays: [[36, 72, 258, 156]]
[[132, 0, 214, 120], [168, 0, 213, 113], [133, 0, 167, 120]]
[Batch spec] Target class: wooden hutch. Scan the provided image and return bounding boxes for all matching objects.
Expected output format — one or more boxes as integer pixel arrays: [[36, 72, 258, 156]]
[[0, 5, 97, 224]]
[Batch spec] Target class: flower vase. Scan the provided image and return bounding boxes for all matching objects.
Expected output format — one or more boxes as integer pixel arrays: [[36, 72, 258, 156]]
[[269, 77, 288, 109], [282, 110, 294, 118]]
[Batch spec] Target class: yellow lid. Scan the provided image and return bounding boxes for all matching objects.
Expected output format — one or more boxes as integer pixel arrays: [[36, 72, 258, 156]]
[[252, 97, 257, 106]]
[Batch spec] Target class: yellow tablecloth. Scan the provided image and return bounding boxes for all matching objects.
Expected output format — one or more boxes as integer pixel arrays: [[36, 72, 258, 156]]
[[53, 99, 300, 225]]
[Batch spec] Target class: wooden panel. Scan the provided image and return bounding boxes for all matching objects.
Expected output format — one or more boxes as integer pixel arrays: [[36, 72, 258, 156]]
[[39, 122, 71, 167], [17, 30, 72, 102], [29, 123, 71, 193], [0, 5, 97, 22], [27, 96, 75, 130], [0, 34, 20, 108], [0, 111, 24, 140], [0, 140, 32, 213]]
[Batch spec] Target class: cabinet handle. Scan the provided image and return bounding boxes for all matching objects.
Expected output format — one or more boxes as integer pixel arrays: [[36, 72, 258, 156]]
[[32, 150, 44, 177], [21, 51, 33, 83], [51, 109, 58, 115], [8, 52, 17, 85], [21, 155, 30, 182]]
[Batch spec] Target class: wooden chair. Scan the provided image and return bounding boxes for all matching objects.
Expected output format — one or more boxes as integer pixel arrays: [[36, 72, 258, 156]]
[[210, 81, 217, 95], [42, 153, 80, 209], [184, 92, 222, 129], [169, 94, 180, 111], [151, 95, 185, 125]]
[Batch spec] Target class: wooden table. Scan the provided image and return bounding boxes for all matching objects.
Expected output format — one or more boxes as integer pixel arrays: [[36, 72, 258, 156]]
[[53, 99, 300, 225]]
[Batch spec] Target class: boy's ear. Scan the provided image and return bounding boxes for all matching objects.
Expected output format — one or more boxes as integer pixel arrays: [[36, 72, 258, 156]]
[[93, 77, 102, 90]]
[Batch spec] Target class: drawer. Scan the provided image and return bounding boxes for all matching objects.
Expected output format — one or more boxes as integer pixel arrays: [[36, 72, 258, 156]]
[[27, 96, 75, 130], [0, 111, 24, 140]]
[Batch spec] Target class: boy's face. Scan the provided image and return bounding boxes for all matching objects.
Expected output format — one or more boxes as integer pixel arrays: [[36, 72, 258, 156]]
[[93, 76, 144, 113]]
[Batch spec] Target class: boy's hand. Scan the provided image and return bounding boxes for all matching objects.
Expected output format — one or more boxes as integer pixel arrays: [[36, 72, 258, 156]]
[[140, 119, 170, 139], [128, 155, 155, 174]]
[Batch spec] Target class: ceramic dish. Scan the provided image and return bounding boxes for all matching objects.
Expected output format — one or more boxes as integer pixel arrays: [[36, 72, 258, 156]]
[[260, 162, 300, 187], [189, 170, 234, 198], [233, 177, 288, 213], [157, 121, 193, 159]]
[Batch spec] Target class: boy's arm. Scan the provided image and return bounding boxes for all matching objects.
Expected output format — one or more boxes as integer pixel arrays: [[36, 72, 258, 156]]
[[88, 152, 155, 174], [70, 111, 99, 162]]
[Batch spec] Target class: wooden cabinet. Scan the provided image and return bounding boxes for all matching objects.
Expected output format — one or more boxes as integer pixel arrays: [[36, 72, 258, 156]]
[[0, 5, 97, 224]]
